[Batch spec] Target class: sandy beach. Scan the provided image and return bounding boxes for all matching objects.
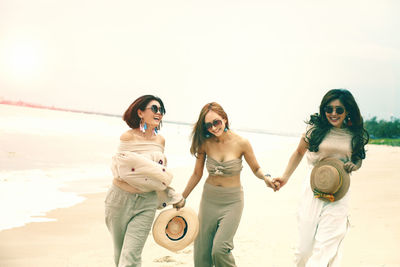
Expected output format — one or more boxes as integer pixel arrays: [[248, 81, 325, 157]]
[[1, 105, 399, 266], [1, 143, 399, 267], [1, 0, 399, 264]]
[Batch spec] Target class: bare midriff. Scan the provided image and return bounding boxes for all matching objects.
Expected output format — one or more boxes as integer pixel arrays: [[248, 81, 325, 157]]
[[113, 178, 144, 194], [205, 174, 241, 187]]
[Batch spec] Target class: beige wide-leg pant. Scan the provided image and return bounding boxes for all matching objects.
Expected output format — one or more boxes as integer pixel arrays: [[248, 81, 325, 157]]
[[194, 183, 244, 267], [295, 175, 350, 267], [105, 184, 158, 267]]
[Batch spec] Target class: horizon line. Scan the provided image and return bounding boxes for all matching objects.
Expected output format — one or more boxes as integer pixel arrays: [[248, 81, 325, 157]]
[[1, 99, 301, 137]]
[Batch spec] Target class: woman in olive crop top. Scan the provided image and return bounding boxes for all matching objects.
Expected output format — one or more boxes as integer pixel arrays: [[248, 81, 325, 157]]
[[175, 102, 277, 267]]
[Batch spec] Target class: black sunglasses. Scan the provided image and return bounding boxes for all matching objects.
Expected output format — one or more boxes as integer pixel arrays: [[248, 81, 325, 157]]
[[204, 119, 222, 130], [324, 105, 345, 115], [147, 105, 165, 115]]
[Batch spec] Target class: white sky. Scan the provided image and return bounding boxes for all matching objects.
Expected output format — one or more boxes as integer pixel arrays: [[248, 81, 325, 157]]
[[1, 0, 399, 134]]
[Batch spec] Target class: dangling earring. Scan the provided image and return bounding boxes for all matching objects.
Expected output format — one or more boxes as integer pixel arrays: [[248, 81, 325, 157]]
[[205, 133, 210, 138], [153, 127, 158, 135], [140, 118, 147, 133], [346, 115, 352, 127], [224, 127, 228, 132]]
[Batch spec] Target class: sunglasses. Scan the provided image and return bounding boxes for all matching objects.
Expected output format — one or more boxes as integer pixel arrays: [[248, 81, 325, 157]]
[[204, 119, 222, 130], [324, 105, 345, 115], [147, 105, 165, 115]]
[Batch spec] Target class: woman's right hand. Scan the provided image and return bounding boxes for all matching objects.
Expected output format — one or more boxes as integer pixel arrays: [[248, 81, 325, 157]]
[[173, 197, 186, 210]]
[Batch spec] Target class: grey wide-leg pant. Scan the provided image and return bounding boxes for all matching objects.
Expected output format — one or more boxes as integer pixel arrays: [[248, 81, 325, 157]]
[[194, 183, 244, 267], [105, 184, 158, 267]]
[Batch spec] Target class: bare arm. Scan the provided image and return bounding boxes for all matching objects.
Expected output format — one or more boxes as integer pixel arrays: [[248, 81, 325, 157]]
[[242, 138, 276, 190], [274, 136, 308, 188], [181, 152, 206, 199]]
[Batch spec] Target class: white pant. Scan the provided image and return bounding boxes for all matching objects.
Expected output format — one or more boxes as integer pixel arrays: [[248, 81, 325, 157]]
[[295, 176, 350, 267]]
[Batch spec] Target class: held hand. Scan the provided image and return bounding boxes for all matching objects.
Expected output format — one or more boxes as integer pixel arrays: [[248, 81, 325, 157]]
[[344, 161, 359, 173], [272, 177, 288, 190], [173, 197, 186, 210], [263, 175, 279, 192]]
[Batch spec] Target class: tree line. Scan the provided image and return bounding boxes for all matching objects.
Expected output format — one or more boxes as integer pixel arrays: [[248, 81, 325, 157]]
[[364, 117, 400, 139]]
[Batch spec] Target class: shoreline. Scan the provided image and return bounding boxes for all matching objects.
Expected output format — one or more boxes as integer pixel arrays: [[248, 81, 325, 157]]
[[0, 165, 111, 232], [0, 192, 114, 267], [0, 103, 301, 138]]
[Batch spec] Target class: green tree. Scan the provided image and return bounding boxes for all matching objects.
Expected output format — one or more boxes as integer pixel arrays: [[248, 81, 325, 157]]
[[365, 117, 400, 138]]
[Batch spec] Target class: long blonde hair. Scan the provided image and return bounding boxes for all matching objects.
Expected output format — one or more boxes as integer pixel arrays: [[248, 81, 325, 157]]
[[190, 102, 229, 157]]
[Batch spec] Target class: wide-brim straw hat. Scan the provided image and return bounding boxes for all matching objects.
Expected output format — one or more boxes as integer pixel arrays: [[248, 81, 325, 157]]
[[152, 207, 199, 252], [310, 158, 350, 202]]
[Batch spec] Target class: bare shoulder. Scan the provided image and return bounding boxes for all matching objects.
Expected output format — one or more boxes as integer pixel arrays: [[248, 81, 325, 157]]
[[229, 131, 252, 154], [196, 143, 207, 163], [232, 132, 250, 147], [120, 130, 135, 141], [157, 134, 166, 147], [202, 138, 212, 151], [198, 142, 207, 155]]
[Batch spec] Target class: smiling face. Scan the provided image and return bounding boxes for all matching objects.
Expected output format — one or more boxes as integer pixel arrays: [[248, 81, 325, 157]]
[[324, 99, 348, 128], [204, 110, 226, 137], [139, 100, 164, 128]]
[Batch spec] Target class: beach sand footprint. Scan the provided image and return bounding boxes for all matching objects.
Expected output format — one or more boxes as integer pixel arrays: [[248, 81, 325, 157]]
[[180, 249, 192, 254], [153, 255, 176, 263], [153, 255, 187, 266]]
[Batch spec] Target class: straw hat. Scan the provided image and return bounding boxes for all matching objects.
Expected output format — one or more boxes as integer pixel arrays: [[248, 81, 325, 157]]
[[152, 207, 199, 252], [310, 158, 350, 202]]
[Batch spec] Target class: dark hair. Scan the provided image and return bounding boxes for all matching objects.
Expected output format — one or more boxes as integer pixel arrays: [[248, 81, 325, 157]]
[[190, 102, 229, 156], [123, 95, 166, 129], [305, 89, 369, 162]]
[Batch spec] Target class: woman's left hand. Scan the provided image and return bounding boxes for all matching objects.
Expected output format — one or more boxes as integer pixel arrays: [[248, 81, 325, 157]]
[[264, 176, 279, 192], [344, 161, 359, 173]]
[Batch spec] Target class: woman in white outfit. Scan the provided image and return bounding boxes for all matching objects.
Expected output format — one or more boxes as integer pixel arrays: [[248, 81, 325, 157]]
[[274, 89, 369, 266]]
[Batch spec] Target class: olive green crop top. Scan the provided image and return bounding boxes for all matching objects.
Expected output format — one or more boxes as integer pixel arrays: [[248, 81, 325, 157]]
[[206, 156, 243, 177]]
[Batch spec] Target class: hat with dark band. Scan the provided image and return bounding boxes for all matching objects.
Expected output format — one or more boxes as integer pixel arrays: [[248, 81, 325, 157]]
[[152, 207, 199, 252], [310, 158, 350, 202]]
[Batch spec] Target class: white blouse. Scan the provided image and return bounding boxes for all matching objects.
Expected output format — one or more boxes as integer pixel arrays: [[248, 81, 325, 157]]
[[306, 127, 353, 166]]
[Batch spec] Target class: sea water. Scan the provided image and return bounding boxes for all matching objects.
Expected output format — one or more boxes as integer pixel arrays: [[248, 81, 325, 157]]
[[0, 104, 299, 231]]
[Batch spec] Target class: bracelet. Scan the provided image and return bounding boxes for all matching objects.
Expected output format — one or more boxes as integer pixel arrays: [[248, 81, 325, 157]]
[[263, 174, 271, 181]]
